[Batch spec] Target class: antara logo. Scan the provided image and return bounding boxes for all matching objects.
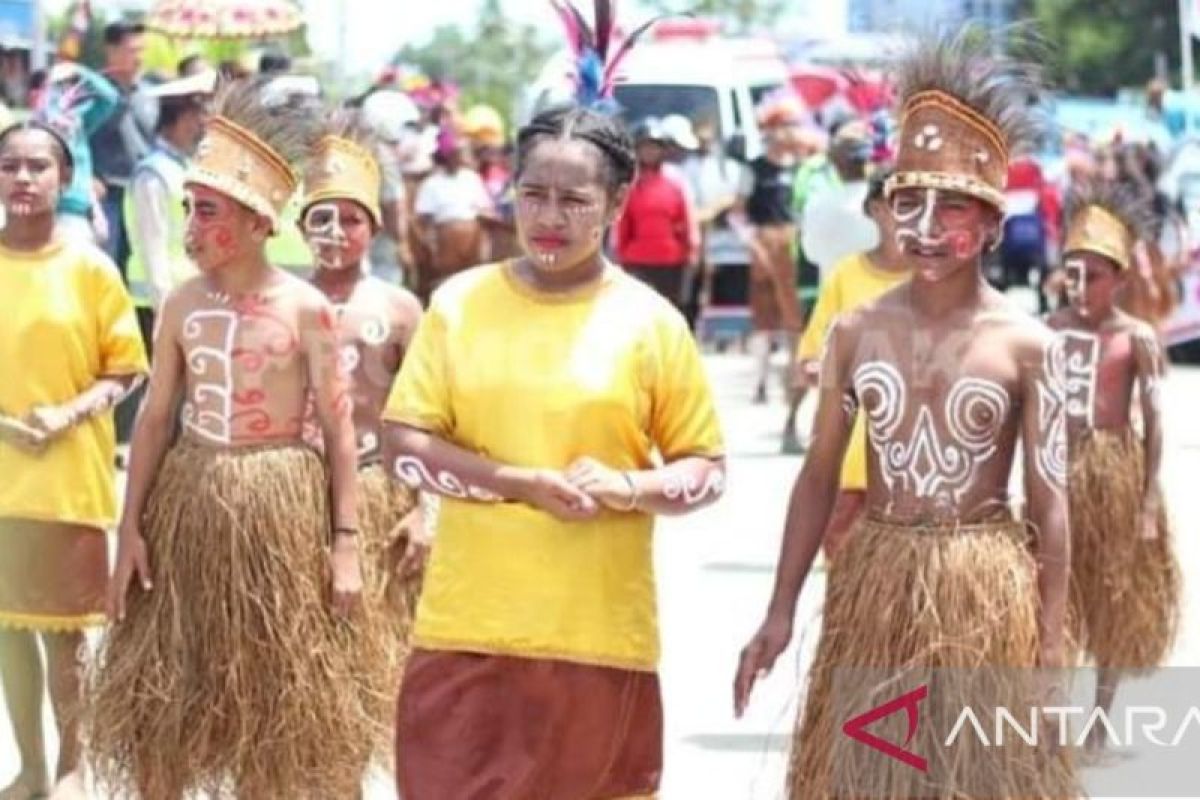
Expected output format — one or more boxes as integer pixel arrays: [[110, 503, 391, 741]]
[[841, 684, 930, 772]]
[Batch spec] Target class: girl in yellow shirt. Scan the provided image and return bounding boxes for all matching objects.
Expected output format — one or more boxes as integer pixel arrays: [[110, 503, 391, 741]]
[[789, 170, 910, 558], [381, 21, 726, 796], [0, 121, 146, 800]]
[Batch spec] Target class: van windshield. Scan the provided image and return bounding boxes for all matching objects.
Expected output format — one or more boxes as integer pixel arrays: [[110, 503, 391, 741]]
[[613, 84, 722, 134]]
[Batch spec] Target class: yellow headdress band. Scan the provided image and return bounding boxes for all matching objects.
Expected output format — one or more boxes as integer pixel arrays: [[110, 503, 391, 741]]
[[886, 89, 1011, 211], [1064, 204, 1134, 271], [301, 136, 383, 228], [186, 115, 298, 233]]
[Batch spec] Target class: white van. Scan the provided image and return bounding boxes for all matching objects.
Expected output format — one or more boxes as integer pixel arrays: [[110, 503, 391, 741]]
[[521, 32, 790, 162]]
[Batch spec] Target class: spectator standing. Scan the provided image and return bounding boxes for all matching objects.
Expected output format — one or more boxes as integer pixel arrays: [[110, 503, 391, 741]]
[[413, 127, 493, 302], [615, 120, 697, 310], [88, 21, 156, 278], [738, 104, 803, 405], [683, 121, 746, 311], [782, 121, 878, 451], [36, 63, 119, 245]]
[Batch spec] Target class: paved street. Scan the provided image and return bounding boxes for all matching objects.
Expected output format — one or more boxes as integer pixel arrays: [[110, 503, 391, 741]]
[[2, 351, 1197, 799]]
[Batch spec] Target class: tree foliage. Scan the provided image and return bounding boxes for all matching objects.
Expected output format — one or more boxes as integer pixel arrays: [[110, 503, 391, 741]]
[[394, 0, 552, 125], [1033, 0, 1181, 95], [642, 0, 787, 33]]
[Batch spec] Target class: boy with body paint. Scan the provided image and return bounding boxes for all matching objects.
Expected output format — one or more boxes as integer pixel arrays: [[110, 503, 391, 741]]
[[1048, 182, 1181, 751], [87, 79, 389, 799], [300, 113, 430, 657], [735, 31, 1076, 797]]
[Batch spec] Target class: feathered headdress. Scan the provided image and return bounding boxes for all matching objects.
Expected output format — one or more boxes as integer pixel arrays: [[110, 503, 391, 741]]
[[188, 76, 321, 233], [301, 110, 383, 228], [550, 0, 670, 110], [886, 26, 1047, 212], [1063, 180, 1153, 271]]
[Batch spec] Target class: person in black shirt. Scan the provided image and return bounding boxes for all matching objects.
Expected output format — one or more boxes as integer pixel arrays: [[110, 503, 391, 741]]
[[737, 102, 803, 404]]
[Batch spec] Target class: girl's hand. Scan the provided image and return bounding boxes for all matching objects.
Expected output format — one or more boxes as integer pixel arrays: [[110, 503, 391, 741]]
[[565, 457, 636, 512]]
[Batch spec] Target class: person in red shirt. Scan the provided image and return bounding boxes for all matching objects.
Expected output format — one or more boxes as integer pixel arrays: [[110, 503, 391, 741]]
[[616, 119, 697, 308]]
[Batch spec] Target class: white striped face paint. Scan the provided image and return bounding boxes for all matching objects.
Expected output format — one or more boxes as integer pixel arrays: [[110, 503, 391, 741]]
[[516, 138, 612, 272], [1064, 256, 1087, 314]]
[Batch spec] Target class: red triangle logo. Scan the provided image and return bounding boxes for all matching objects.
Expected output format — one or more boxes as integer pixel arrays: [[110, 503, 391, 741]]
[[841, 683, 929, 772]]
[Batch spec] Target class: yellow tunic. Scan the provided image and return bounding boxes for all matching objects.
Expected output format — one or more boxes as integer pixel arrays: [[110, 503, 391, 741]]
[[0, 240, 147, 529], [384, 262, 723, 671], [797, 252, 909, 491]]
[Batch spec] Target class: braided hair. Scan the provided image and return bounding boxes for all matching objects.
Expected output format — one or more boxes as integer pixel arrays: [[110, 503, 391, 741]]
[[516, 104, 636, 198]]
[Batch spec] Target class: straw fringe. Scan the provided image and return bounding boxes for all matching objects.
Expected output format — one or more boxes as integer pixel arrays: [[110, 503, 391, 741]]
[[358, 462, 422, 663], [789, 516, 1077, 799], [1068, 429, 1180, 672], [84, 442, 391, 799]]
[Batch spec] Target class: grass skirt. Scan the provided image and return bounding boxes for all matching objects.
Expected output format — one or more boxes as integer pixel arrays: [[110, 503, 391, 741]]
[[84, 441, 392, 799], [1068, 429, 1181, 671], [789, 516, 1076, 799], [358, 461, 421, 668]]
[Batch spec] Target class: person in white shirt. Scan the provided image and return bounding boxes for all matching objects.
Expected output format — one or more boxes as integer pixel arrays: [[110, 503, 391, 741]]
[[413, 128, 493, 301], [799, 121, 878, 280]]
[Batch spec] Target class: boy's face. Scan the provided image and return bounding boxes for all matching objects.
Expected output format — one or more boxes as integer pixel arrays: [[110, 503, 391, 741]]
[[1064, 250, 1124, 319], [183, 184, 268, 273]]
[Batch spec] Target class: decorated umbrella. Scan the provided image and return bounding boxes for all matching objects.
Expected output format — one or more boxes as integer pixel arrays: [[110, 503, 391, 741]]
[[146, 0, 303, 40]]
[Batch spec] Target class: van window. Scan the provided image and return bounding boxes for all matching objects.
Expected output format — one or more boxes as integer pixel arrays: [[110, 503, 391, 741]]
[[613, 84, 722, 135], [749, 82, 783, 107]]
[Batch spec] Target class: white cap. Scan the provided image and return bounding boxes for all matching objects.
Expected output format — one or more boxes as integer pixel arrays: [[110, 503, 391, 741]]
[[362, 90, 421, 143], [661, 114, 699, 151], [147, 70, 218, 98]]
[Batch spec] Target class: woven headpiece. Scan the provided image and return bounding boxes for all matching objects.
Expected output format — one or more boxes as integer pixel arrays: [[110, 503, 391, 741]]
[[302, 113, 382, 228], [1063, 181, 1153, 271], [886, 28, 1045, 212], [187, 78, 317, 233]]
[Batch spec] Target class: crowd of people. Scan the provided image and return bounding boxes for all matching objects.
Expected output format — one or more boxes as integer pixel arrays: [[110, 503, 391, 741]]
[[0, 4, 1188, 799]]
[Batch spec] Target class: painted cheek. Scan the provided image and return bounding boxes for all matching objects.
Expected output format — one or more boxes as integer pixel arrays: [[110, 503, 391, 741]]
[[213, 227, 236, 252]]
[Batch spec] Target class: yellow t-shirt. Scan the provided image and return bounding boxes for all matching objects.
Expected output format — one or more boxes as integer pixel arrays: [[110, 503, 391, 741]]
[[797, 252, 909, 490], [384, 262, 723, 671], [0, 240, 148, 528]]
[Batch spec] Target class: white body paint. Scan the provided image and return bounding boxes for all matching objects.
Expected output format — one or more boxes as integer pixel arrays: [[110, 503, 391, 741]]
[[854, 361, 1011, 504], [180, 309, 238, 445], [1060, 331, 1100, 427], [393, 455, 502, 502], [1034, 339, 1069, 491], [662, 466, 726, 506]]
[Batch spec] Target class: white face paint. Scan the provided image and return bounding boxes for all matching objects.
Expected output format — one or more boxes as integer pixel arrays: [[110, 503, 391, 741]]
[[304, 202, 346, 270], [892, 188, 940, 253], [1064, 257, 1088, 314]]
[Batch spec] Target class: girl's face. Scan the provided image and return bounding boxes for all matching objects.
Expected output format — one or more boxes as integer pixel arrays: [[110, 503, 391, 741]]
[[0, 129, 66, 219], [890, 187, 998, 282], [183, 184, 266, 273], [515, 138, 625, 274], [302, 198, 374, 271]]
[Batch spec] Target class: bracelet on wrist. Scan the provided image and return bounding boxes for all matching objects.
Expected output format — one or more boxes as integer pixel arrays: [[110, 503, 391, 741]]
[[334, 526, 359, 537], [616, 471, 639, 513]]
